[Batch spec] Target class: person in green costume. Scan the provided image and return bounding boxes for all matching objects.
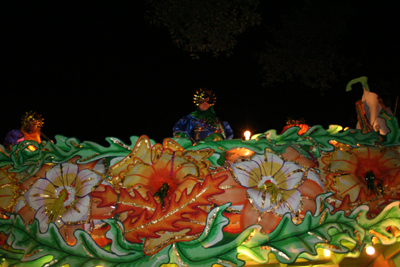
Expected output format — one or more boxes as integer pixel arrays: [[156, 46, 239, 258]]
[[173, 89, 233, 144]]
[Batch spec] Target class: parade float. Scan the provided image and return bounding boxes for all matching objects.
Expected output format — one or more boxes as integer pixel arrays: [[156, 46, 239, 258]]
[[1, 81, 400, 267]]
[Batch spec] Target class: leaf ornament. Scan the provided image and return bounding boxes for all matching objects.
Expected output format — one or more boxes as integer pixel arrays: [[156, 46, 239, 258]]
[[91, 184, 159, 219], [171, 202, 261, 267], [353, 201, 400, 245], [242, 193, 364, 264], [121, 174, 227, 253], [0, 214, 170, 267]]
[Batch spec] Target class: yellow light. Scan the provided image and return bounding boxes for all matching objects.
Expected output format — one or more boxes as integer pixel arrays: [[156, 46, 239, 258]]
[[28, 145, 37, 151], [324, 249, 331, 257], [366, 246, 375, 255], [244, 131, 251, 140]]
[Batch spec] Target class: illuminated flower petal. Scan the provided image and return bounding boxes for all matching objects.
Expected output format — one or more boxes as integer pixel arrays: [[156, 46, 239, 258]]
[[275, 161, 304, 189], [61, 195, 90, 223], [110, 135, 212, 202], [35, 206, 53, 232], [323, 144, 400, 214], [263, 153, 285, 175], [231, 158, 263, 188], [46, 163, 78, 188], [231, 151, 320, 217], [247, 187, 274, 212], [274, 189, 301, 215], [75, 169, 101, 197], [174, 178, 199, 200], [0, 167, 17, 186], [330, 150, 357, 173], [0, 184, 17, 210], [25, 162, 100, 232], [27, 178, 55, 210]]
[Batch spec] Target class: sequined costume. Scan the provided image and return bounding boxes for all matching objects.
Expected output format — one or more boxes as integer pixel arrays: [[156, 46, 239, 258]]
[[3, 111, 44, 151], [173, 107, 233, 144]]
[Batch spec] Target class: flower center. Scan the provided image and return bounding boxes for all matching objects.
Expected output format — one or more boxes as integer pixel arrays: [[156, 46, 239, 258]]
[[154, 183, 170, 207], [258, 175, 282, 204], [45, 186, 75, 223], [55, 186, 75, 207], [364, 171, 383, 196]]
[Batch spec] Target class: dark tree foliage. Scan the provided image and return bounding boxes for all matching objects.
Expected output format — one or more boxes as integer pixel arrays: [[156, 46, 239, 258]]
[[145, 0, 261, 58], [259, 1, 349, 90]]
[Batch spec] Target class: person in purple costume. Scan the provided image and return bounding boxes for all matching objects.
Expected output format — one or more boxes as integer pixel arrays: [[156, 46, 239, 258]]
[[173, 89, 233, 144]]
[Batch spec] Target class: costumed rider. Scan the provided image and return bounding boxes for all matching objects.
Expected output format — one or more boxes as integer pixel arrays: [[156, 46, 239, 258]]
[[173, 89, 233, 144], [3, 111, 51, 152], [346, 76, 393, 135]]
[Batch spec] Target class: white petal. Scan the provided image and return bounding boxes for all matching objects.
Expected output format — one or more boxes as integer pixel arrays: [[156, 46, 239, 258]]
[[247, 188, 273, 212], [231, 159, 262, 188], [46, 163, 78, 186], [264, 152, 284, 170], [75, 169, 101, 197], [93, 160, 106, 175], [26, 179, 54, 210], [274, 189, 302, 215], [35, 206, 50, 233], [277, 161, 305, 189], [61, 196, 89, 223]]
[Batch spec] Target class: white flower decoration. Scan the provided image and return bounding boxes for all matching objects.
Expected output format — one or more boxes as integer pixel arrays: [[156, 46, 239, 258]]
[[26, 163, 102, 232], [230, 152, 322, 216]]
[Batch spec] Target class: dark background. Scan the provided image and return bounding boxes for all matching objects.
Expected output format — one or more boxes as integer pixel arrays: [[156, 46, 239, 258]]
[[1, 1, 399, 145]]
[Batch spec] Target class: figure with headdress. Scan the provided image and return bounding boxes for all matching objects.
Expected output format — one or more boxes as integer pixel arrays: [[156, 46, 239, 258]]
[[173, 89, 233, 144], [3, 111, 49, 152], [346, 76, 393, 135], [280, 117, 309, 136]]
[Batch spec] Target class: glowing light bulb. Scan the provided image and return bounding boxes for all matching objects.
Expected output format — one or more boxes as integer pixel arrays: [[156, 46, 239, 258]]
[[244, 131, 251, 140], [366, 246, 375, 255], [324, 249, 331, 257]]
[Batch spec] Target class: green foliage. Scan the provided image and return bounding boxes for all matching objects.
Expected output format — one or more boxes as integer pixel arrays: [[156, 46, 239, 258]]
[[244, 193, 363, 264], [146, 0, 261, 58], [354, 201, 400, 245], [171, 203, 259, 266], [0, 135, 156, 181], [0, 215, 170, 267], [0, 204, 258, 267]]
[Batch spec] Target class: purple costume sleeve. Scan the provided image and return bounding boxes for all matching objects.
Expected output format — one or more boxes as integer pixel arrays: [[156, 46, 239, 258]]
[[3, 129, 24, 147]]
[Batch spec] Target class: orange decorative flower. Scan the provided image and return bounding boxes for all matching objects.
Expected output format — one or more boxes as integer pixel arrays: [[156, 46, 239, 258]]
[[322, 144, 400, 215], [109, 136, 214, 202], [100, 136, 227, 254]]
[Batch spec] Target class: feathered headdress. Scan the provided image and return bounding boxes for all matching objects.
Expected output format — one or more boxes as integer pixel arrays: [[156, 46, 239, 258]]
[[193, 89, 216, 106], [21, 111, 44, 128]]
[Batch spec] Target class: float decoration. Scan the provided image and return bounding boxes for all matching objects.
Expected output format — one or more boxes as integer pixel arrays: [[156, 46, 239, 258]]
[[1, 195, 399, 266], [1, 98, 400, 266]]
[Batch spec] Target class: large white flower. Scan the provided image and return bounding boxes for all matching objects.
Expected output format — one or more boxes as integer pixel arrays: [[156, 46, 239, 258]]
[[230, 152, 322, 216], [26, 163, 102, 232]]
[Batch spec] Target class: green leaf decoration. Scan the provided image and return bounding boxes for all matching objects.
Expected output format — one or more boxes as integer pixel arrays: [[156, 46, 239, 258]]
[[380, 110, 400, 146], [104, 219, 145, 256], [0, 214, 170, 267], [2, 135, 157, 181], [0, 248, 23, 266], [0, 249, 54, 267], [243, 193, 364, 264], [354, 201, 400, 245], [170, 203, 260, 267]]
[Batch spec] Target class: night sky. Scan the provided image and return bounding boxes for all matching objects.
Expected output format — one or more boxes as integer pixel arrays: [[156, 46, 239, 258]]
[[2, 1, 400, 146]]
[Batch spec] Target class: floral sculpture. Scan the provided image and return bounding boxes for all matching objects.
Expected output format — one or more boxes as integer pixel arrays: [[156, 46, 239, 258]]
[[0, 110, 399, 266]]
